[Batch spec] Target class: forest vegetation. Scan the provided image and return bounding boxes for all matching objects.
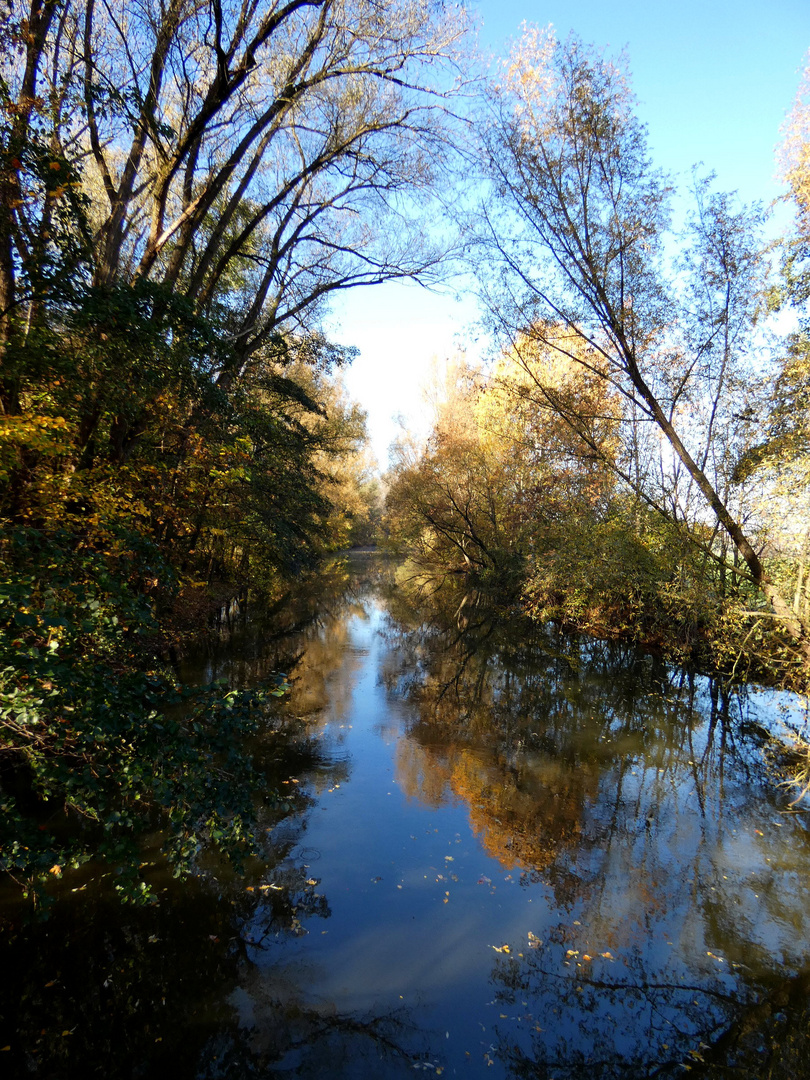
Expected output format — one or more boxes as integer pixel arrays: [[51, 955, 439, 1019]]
[[1, 0, 809, 905], [385, 31, 810, 692], [0, 0, 465, 903]]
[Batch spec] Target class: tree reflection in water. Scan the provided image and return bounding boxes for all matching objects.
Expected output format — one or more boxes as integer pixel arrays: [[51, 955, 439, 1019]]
[[382, 573, 810, 1078]]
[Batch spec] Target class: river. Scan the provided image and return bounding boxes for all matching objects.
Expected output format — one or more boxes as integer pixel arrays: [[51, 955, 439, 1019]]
[[2, 552, 810, 1078]]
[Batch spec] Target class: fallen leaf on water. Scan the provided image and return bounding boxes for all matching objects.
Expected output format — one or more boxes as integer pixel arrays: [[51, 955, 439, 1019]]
[[600, 951, 614, 959], [566, 950, 579, 957], [582, 954, 592, 961], [44, 981, 56, 988], [490, 944, 510, 953]]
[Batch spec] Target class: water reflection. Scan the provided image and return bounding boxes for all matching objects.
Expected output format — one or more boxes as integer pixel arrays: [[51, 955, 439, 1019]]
[[382, 574, 810, 1076], [2, 555, 810, 1078]]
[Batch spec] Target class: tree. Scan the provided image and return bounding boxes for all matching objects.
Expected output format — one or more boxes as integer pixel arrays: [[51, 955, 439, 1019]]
[[473, 28, 809, 659], [732, 50, 810, 625], [0, 0, 470, 434], [385, 357, 521, 583], [780, 49, 810, 258], [384, 342, 622, 599], [479, 324, 621, 518]]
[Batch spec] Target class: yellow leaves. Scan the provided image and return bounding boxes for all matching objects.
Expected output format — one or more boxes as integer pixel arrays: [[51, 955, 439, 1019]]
[[0, 414, 70, 446], [48, 864, 62, 877], [779, 50, 810, 233], [490, 944, 510, 953], [500, 23, 557, 117]]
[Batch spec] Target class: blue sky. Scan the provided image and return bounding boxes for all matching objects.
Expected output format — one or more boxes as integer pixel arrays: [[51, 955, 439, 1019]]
[[330, 0, 810, 466]]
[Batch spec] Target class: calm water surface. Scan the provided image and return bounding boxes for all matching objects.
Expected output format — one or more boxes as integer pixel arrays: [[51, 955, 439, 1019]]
[[3, 554, 810, 1078]]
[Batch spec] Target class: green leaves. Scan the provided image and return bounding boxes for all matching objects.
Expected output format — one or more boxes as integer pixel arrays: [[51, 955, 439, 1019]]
[[0, 528, 289, 908]]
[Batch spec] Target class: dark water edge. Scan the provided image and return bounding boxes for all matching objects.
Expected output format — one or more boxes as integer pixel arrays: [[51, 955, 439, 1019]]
[[2, 552, 810, 1079]]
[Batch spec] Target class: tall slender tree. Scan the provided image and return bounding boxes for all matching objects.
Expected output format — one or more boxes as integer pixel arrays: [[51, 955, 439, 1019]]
[[472, 28, 808, 657]]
